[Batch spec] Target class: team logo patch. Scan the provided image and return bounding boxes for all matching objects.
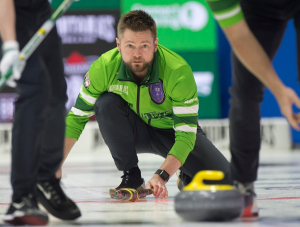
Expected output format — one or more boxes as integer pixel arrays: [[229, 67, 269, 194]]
[[149, 79, 165, 104], [84, 72, 91, 89]]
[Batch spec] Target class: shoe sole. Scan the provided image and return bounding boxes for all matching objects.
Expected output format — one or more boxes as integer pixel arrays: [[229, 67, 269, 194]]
[[36, 189, 81, 220], [109, 188, 144, 196], [4, 215, 48, 226], [111, 179, 146, 198], [109, 185, 147, 200], [137, 184, 147, 198], [241, 204, 259, 219], [240, 215, 259, 222], [109, 188, 140, 201]]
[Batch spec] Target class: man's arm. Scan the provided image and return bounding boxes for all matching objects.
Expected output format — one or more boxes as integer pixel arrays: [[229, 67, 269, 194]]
[[205, 0, 300, 130], [0, 0, 24, 87], [146, 65, 198, 199], [0, 0, 16, 41], [223, 20, 300, 130], [55, 137, 77, 179], [146, 155, 181, 199], [55, 58, 107, 178]]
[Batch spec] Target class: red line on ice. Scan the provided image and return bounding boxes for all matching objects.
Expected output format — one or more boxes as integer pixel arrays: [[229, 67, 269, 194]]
[[258, 197, 300, 200], [75, 199, 172, 204]]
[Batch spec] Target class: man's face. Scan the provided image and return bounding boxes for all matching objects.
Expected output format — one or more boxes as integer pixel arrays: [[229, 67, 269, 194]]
[[116, 29, 158, 75]]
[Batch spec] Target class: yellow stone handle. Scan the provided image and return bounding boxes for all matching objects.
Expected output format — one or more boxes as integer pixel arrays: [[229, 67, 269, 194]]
[[183, 170, 234, 191], [198, 170, 224, 181]]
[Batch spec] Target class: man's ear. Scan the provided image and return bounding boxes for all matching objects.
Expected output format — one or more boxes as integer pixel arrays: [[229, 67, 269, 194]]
[[154, 38, 159, 52], [116, 38, 121, 51]]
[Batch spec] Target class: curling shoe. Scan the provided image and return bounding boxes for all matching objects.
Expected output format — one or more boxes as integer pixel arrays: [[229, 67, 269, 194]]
[[116, 166, 145, 191], [234, 181, 259, 219], [37, 177, 81, 220], [4, 194, 48, 225]]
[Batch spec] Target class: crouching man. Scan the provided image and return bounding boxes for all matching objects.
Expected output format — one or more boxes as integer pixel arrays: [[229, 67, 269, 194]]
[[58, 10, 231, 199]]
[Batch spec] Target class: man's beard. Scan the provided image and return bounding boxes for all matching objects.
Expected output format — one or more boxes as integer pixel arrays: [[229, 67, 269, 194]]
[[122, 54, 154, 73]]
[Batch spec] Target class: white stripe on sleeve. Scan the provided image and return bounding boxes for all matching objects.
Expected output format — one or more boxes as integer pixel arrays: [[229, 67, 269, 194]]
[[173, 105, 198, 115], [71, 107, 95, 117], [80, 88, 97, 104], [175, 125, 197, 134], [214, 5, 241, 20]]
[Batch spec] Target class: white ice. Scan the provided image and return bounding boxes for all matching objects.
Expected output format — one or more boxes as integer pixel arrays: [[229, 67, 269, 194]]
[[1, 147, 300, 226]]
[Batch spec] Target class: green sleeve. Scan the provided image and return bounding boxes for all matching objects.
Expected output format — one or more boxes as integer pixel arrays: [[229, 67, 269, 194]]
[[65, 56, 108, 140], [167, 65, 199, 165], [205, 0, 244, 28]]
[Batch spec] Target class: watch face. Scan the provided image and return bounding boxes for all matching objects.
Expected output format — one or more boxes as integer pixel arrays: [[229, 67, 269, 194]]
[[160, 171, 169, 180], [155, 169, 170, 181]]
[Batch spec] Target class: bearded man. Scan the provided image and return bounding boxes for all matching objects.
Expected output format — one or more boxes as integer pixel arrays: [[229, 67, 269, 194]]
[[58, 10, 231, 200]]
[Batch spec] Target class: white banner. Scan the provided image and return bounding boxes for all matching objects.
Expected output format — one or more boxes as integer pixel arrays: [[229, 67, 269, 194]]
[[0, 117, 292, 154]]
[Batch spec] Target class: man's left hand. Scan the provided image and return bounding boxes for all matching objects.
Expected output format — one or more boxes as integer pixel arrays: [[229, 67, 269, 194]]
[[146, 174, 168, 199], [0, 40, 25, 87]]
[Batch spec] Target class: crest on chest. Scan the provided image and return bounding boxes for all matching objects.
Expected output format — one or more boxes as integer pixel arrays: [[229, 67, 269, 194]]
[[149, 79, 165, 104]]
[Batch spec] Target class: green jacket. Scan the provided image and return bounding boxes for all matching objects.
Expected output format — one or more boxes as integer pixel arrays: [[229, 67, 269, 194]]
[[66, 44, 199, 164]]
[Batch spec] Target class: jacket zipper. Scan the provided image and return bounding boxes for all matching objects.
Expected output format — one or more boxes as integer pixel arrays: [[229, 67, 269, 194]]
[[136, 85, 140, 116]]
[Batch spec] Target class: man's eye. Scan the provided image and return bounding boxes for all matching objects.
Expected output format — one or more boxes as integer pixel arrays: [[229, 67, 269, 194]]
[[143, 45, 147, 48], [128, 44, 133, 48]]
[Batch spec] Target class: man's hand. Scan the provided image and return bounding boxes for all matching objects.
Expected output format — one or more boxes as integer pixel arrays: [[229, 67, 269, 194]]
[[0, 40, 25, 87], [274, 86, 300, 131], [146, 174, 168, 199], [145, 154, 181, 199]]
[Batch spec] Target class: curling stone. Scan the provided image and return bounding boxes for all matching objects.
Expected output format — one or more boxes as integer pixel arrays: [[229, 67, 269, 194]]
[[175, 170, 243, 221]]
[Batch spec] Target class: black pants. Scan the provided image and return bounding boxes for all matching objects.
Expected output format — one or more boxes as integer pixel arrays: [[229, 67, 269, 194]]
[[230, 0, 300, 182], [2, 0, 67, 201], [94, 93, 231, 184]]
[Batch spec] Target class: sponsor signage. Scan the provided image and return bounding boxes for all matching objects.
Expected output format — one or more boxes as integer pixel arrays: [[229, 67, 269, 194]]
[[57, 10, 119, 112], [57, 14, 116, 44], [63, 51, 99, 76], [122, 0, 217, 51], [57, 10, 119, 56], [63, 52, 99, 111]]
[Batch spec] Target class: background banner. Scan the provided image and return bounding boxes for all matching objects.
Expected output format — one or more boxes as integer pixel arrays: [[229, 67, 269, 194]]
[[57, 10, 120, 112], [122, 0, 217, 51]]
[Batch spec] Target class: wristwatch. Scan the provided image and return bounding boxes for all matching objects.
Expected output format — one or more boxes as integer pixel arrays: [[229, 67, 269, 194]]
[[155, 169, 170, 182]]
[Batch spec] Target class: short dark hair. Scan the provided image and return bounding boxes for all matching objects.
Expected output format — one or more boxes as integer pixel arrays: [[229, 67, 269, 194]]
[[117, 10, 157, 40]]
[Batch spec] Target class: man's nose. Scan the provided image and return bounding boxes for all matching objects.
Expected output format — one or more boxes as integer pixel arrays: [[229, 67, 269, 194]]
[[133, 48, 142, 58]]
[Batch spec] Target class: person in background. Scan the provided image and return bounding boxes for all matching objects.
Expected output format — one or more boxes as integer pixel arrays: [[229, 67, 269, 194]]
[[205, 0, 300, 218]]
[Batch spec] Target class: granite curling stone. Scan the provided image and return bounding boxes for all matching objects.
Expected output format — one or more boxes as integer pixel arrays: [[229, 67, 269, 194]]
[[175, 171, 243, 221]]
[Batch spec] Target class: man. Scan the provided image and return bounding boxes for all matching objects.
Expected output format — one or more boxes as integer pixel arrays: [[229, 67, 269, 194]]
[[57, 10, 231, 201], [0, 0, 80, 225], [205, 0, 300, 218]]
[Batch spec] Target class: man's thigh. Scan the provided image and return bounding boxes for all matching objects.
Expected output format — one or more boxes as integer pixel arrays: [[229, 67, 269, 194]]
[[144, 127, 175, 157], [181, 127, 230, 178]]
